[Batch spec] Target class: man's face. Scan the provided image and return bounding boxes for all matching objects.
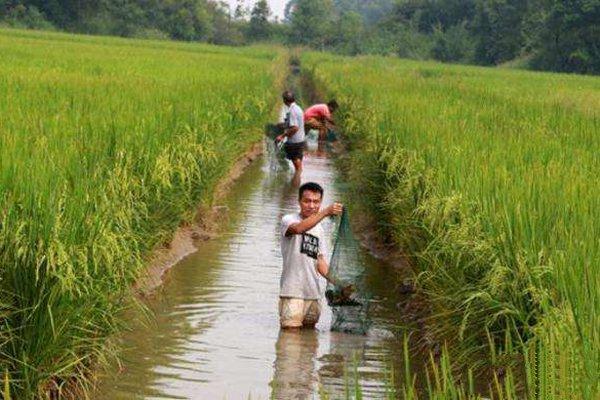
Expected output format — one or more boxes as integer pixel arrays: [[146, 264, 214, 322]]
[[299, 190, 322, 218]]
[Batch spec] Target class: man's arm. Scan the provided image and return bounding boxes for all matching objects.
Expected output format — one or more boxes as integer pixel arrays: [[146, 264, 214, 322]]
[[276, 123, 299, 143], [317, 255, 345, 287], [323, 110, 335, 127], [322, 106, 335, 125], [285, 203, 343, 236], [316, 255, 329, 279], [324, 119, 336, 132]]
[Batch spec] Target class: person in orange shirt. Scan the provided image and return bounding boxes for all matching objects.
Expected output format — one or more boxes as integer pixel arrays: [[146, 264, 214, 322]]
[[304, 100, 338, 141]]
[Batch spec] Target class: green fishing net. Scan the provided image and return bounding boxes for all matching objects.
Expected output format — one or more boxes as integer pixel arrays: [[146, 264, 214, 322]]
[[326, 209, 371, 335], [264, 123, 287, 171], [265, 123, 282, 140]]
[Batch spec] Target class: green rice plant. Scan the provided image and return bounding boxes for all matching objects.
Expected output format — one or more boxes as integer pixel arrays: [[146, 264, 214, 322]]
[[301, 52, 599, 399], [0, 28, 283, 398], [319, 335, 520, 400]]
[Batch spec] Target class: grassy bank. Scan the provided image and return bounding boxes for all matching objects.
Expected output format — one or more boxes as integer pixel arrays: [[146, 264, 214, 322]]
[[0, 28, 283, 398], [302, 53, 599, 398]]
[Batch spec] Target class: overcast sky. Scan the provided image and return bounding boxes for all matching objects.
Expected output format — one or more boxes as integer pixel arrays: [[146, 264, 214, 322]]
[[223, 0, 288, 20]]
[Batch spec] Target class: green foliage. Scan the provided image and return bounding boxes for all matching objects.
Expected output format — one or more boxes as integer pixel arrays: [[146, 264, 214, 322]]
[[208, 2, 245, 46], [531, 0, 600, 74], [0, 28, 282, 398], [394, 25, 433, 60], [332, 0, 396, 25], [0, 0, 247, 45], [385, 0, 599, 73], [288, 0, 336, 48], [321, 0, 599, 73], [390, 0, 477, 33], [334, 11, 364, 55], [303, 51, 600, 398], [431, 21, 474, 63], [248, 0, 271, 41], [472, 0, 528, 65], [0, 3, 54, 29], [1, 0, 598, 73]]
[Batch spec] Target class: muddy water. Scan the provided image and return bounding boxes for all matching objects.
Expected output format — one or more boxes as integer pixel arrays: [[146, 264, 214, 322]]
[[96, 140, 411, 399]]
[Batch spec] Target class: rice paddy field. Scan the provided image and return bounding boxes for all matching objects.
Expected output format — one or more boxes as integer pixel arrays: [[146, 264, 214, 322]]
[[0, 28, 282, 398], [302, 52, 599, 399], [1, 25, 599, 400]]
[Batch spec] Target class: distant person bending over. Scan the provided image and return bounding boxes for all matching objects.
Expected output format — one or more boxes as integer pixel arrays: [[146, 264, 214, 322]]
[[304, 100, 338, 141], [279, 182, 343, 329], [276, 91, 305, 175]]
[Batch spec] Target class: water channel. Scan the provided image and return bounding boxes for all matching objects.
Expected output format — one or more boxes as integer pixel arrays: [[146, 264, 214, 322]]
[[96, 138, 412, 399]]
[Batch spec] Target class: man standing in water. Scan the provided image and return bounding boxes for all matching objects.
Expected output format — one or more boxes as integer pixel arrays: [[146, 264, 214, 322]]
[[304, 100, 338, 141], [279, 182, 343, 329], [276, 91, 305, 175]]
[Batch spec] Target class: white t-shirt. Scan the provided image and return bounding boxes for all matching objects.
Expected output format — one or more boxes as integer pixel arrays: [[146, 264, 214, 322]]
[[279, 213, 329, 299], [278, 102, 305, 144]]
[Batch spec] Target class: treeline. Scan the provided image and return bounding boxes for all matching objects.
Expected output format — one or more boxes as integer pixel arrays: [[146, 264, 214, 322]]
[[0, 0, 280, 44], [1, 0, 598, 74], [291, 0, 600, 74]]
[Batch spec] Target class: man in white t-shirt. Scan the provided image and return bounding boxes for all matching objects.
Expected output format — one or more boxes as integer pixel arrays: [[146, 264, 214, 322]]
[[279, 182, 343, 329], [276, 91, 305, 175]]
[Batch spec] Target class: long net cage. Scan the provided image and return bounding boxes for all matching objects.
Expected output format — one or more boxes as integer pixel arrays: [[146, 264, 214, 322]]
[[264, 123, 287, 171], [326, 209, 371, 335]]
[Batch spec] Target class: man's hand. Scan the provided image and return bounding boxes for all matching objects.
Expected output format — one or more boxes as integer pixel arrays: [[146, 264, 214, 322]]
[[326, 202, 343, 217], [275, 134, 285, 143], [286, 202, 342, 237]]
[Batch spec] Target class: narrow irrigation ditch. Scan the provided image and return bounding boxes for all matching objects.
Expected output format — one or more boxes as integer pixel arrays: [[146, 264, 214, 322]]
[[94, 58, 516, 400], [92, 60, 438, 400]]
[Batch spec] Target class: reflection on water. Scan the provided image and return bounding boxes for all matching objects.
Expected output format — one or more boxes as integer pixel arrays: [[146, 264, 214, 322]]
[[271, 329, 319, 399], [95, 139, 409, 400]]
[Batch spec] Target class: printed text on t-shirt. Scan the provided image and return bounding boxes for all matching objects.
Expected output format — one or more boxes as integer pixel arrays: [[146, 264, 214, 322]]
[[301, 233, 319, 259]]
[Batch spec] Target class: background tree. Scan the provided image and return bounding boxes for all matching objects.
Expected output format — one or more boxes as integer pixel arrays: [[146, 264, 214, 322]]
[[1, 0, 598, 74], [247, 0, 271, 41], [531, 0, 600, 74], [332, 0, 395, 25], [233, 0, 247, 20], [208, 1, 245, 45], [288, 0, 335, 49], [283, 0, 297, 22], [335, 10, 364, 55], [431, 21, 474, 62], [472, 0, 529, 65]]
